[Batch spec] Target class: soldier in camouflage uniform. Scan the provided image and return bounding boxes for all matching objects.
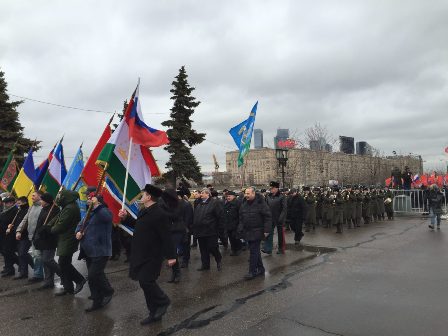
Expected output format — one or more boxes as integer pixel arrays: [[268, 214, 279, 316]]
[[344, 186, 357, 229], [354, 187, 363, 227], [322, 189, 333, 228], [362, 188, 371, 224], [370, 187, 378, 222], [377, 189, 385, 220], [333, 187, 345, 234], [315, 188, 323, 227], [304, 187, 317, 232]]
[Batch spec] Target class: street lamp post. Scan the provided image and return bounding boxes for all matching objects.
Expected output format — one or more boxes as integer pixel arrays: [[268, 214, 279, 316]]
[[275, 148, 289, 188]]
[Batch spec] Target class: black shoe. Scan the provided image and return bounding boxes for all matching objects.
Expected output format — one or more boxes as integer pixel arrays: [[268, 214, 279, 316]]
[[191, 243, 198, 248], [1, 271, 15, 278], [230, 250, 241, 256], [429, 224, 434, 230], [261, 249, 272, 255], [38, 283, 55, 290], [102, 294, 113, 307], [244, 273, 257, 280], [180, 262, 189, 268], [167, 273, 181, 283], [74, 278, 87, 294], [85, 302, 104, 313], [28, 277, 44, 283], [276, 250, 284, 255], [217, 262, 222, 271], [256, 268, 266, 276], [55, 289, 74, 296], [196, 266, 210, 271], [13, 274, 28, 280], [140, 315, 161, 325], [153, 302, 170, 320]]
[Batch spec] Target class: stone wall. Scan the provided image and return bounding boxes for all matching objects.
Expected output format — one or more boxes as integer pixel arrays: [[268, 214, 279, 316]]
[[225, 148, 423, 187]]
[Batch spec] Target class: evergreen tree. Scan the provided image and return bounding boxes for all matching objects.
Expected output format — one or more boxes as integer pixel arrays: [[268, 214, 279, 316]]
[[0, 69, 39, 167], [162, 66, 205, 185]]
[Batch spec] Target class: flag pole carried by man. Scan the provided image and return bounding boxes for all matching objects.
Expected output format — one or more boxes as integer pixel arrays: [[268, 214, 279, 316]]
[[96, 80, 167, 222]]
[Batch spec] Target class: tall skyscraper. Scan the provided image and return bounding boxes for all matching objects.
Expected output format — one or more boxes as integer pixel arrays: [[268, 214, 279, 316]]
[[254, 129, 263, 149]]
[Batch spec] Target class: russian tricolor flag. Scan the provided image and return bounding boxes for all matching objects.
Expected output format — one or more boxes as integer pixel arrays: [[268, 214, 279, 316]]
[[413, 174, 420, 182], [125, 83, 169, 147]]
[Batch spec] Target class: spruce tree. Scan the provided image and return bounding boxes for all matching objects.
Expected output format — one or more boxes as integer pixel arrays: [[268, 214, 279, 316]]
[[162, 66, 205, 186], [0, 69, 39, 167]]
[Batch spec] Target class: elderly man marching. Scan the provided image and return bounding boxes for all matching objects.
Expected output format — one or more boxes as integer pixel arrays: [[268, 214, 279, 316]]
[[238, 187, 271, 280], [118, 184, 176, 326]]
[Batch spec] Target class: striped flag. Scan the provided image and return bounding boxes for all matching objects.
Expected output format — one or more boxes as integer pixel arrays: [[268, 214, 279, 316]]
[[12, 148, 36, 204], [40, 142, 67, 197]]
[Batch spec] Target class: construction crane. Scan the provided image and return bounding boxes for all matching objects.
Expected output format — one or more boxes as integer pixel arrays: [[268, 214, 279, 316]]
[[213, 154, 219, 173]]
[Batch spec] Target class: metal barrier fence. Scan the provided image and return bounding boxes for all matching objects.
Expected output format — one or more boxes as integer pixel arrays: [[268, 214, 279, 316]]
[[390, 189, 447, 215]]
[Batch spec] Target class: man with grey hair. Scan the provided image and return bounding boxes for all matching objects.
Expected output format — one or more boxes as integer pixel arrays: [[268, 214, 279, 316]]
[[192, 188, 225, 271], [238, 187, 271, 280]]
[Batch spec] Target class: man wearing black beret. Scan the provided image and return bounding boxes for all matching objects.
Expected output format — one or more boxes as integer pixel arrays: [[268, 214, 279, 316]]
[[118, 184, 177, 326]]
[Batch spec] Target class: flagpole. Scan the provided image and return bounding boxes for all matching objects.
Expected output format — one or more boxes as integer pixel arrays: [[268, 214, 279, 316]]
[[121, 137, 133, 210]]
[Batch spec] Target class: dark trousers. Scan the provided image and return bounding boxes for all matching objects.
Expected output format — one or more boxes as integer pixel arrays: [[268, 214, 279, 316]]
[[111, 227, 121, 258], [58, 254, 85, 292], [139, 279, 170, 316], [181, 233, 191, 264], [41, 249, 59, 286], [17, 239, 33, 276], [291, 218, 304, 242], [197, 236, 222, 268], [2, 240, 18, 273], [228, 229, 242, 252], [86, 256, 113, 304], [248, 240, 264, 275], [170, 232, 185, 276]]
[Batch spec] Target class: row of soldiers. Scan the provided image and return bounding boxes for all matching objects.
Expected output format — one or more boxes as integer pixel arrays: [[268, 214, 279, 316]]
[[281, 185, 395, 234]]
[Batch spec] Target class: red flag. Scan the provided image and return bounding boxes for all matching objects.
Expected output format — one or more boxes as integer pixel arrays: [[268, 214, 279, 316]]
[[385, 177, 392, 186], [81, 121, 122, 223]]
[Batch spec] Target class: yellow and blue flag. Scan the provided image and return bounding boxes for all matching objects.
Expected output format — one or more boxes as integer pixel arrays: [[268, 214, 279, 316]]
[[62, 145, 86, 218], [229, 101, 258, 167], [12, 148, 36, 203]]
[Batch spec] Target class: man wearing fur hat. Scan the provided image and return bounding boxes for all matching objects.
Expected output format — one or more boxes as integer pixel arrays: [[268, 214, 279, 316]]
[[263, 181, 287, 255], [118, 184, 176, 326]]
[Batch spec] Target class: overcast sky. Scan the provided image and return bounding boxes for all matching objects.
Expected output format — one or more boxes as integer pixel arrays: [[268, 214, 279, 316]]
[[1, 0, 448, 174]]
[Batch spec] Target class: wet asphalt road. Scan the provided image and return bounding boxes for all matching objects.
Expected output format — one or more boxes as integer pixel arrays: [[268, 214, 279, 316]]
[[0, 216, 446, 336]]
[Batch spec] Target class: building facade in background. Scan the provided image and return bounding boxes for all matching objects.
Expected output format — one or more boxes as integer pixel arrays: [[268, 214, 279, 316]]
[[225, 148, 423, 187]]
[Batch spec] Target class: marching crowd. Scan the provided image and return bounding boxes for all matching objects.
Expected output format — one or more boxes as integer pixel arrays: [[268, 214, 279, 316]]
[[0, 181, 445, 326]]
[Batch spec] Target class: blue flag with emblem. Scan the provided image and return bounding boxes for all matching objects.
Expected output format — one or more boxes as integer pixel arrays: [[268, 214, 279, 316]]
[[229, 101, 258, 167], [62, 145, 86, 219]]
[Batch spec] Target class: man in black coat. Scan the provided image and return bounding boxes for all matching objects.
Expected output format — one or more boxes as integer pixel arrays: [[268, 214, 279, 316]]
[[238, 187, 271, 280], [263, 181, 287, 255], [192, 188, 225, 271], [287, 189, 306, 244], [223, 191, 242, 256], [118, 184, 176, 326], [0, 196, 18, 277]]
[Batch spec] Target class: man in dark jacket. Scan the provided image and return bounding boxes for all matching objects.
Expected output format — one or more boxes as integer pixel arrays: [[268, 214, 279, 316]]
[[76, 191, 114, 312], [13, 196, 31, 280], [33, 192, 60, 289], [239, 187, 271, 280], [0, 196, 18, 277], [287, 189, 306, 244], [263, 181, 287, 255], [192, 188, 225, 271], [49, 190, 86, 296], [224, 191, 242, 256], [118, 184, 176, 326]]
